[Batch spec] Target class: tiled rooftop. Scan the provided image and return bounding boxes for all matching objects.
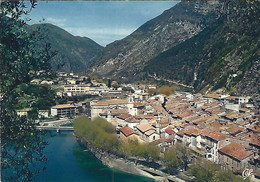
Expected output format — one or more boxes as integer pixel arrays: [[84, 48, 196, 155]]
[[137, 123, 154, 133], [219, 142, 253, 161], [120, 126, 134, 137]]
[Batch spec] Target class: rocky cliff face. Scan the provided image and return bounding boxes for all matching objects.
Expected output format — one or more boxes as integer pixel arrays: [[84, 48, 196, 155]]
[[90, 1, 221, 79], [144, 1, 259, 95], [91, 1, 259, 96]]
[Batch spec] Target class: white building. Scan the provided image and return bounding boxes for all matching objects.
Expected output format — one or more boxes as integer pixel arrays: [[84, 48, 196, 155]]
[[17, 108, 31, 117], [38, 110, 49, 118], [51, 104, 76, 118], [64, 85, 108, 95], [236, 96, 250, 104]]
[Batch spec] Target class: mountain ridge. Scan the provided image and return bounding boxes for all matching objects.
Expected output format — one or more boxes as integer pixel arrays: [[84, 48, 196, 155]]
[[29, 23, 103, 73], [89, 1, 259, 95], [90, 1, 221, 78]]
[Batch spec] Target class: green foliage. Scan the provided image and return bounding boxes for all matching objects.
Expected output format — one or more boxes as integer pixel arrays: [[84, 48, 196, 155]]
[[14, 84, 56, 110], [189, 159, 220, 182], [122, 87, 135, 93], [74, 117, 119, 153], [74, 117, 160, 162], [0, 1, 54, 180], [163, 148, 180, 174], [189, 158, 248, 182], [147, 88, 156, 96], [159, 85, 173, 96], [213, 74, 229, 90], [163, 143, 191, 173]]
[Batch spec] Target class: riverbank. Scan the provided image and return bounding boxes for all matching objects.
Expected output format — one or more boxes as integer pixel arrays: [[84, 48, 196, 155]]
[[76, 135, 187, 182]]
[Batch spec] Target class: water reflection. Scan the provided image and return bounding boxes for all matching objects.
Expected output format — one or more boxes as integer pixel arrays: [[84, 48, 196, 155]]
[[34, 131, 153, 182]]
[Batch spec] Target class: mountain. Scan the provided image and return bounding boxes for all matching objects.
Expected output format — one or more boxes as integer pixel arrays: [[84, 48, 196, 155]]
[[90, 1, 259, 95], [30, 23, 103, 73], [143, 1, 259, 95], [90, 1, 220, 79]]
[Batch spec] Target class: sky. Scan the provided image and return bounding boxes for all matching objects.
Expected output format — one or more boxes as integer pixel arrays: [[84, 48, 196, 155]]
[[26, 1, 179, 46]]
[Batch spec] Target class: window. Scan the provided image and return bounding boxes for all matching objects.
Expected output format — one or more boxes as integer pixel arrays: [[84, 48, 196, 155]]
[[153, 136, 155, 140]]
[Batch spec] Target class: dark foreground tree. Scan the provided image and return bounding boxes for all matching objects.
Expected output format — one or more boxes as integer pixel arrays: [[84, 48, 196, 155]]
[[1, 1, 55, 181]]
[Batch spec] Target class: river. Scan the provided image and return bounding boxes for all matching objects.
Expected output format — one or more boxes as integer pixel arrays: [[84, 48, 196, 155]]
[[34, 131, 154, 182]]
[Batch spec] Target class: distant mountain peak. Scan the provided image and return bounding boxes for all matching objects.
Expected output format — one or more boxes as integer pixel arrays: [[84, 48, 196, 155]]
[[30, 23, 103, 73]]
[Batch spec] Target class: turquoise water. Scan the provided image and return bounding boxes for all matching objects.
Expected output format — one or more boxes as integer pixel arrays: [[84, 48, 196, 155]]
[[34, 131, 154, 182]]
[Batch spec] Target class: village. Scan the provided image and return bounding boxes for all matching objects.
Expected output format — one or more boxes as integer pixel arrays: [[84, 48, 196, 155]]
[[16, 71, 260, 179]]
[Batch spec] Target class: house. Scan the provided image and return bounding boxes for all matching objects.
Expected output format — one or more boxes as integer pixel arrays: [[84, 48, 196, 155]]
[[51, 104, 76, 118], [236, 96, 250, 104], [17, 108, 31, 117], [202, 132, 230, 163], [125, 117, 140, 129], [120, 126, 139, 143], [136, 123, 159, 143], [99, 109, 128, 125], [204, 93, 220, 103], [183, 128, 202, 149], [152, 138, 174, 152], [218, 142, 254, 171], [249, 134, 260, 172], [91, 99, 129, 120], [224, 103, 240, 112], [164, 127, 175, 139], [38, 110, 49, 118], [67, 79, 77, 85], [175, 130, 184, 143]]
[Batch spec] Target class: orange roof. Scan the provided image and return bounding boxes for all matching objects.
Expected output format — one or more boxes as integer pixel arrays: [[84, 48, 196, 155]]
[[226, 126, 244, 135], [125, 117, 139, 123], [17, 108, 31, 112], [250, 134, 260, 147], [239, 108, 249, 112], [134, 115, 154, 120], [159, 124, 169, 129], [247, 124, 260, 133], [159, 118, 169, 125], [193, 118, 208, 125], [211, 109, 225, 115], [177, 110, 194, 118], [92, 99, 128, 106], [133, 103, 145, 108], [224, 112, 238, 120], [117, 113, 131, 120], [176, 130, 184, 137], [165, 127, 175, 135], [145, 130, 156, 136], [205, 132, 229, 142], [153, 105, 164, 112], [219, 142, 253, 161], [209, 122, 222, 128], [120, 126, 134, 137], [205, 93, 219, 99], [184, 128, 201, 136], [185, 116, 200, 123], [52, 104, 76, 109], [137, 124, 153, 133], [226, 96, 236, 101]]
